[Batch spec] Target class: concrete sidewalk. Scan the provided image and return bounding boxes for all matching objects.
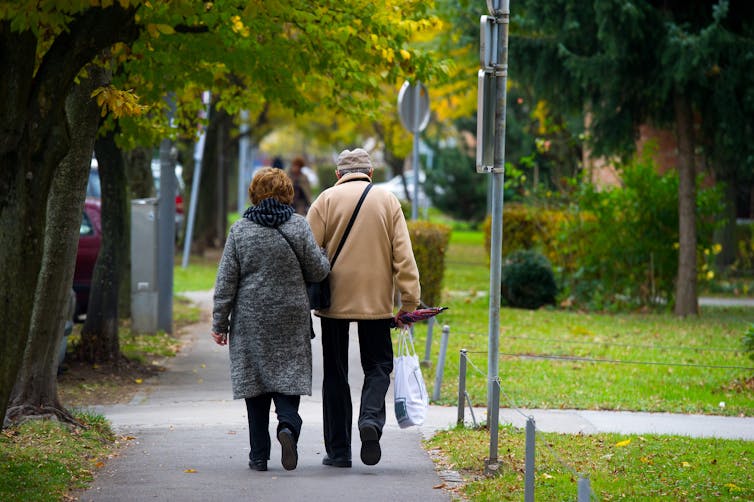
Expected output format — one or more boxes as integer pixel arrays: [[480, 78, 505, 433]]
[[78, 291, 753, 502], [78, 292, 451, 502]]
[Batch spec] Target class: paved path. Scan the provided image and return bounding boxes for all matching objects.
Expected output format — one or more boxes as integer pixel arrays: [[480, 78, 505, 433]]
[[79, 292, 451, 502], [78, 292, 754, 501]]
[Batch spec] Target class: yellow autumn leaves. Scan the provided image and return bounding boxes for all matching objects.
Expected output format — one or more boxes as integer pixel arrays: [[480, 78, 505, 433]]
[[230, 15, 250, 38], [91, 86, 149, 118]]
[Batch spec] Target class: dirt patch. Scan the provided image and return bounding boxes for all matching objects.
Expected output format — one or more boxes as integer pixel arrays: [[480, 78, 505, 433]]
[[57, 354, 172, 408]]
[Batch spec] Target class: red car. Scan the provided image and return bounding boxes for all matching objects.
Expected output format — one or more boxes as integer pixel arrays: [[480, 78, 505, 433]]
[[72, 198, 102, 320]]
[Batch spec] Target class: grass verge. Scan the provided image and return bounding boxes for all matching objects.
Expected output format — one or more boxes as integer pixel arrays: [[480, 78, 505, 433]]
[[426, 425, 753, 501], [408, 230, 754, 416], [0, 411, 119, 502]]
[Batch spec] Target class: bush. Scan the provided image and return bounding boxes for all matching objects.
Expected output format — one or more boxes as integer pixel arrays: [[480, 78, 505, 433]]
[[407, 221, 451, 306], [733, 222, 754, 273], [483, 204, 569, 267], [500, 250, 557, 309], [558, 154, 723, 309]]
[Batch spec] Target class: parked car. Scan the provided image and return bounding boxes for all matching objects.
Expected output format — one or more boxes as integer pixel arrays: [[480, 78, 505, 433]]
[[87, 156, 185, 235], [72, 198, 102, 320], [374, 170, 431, 208]]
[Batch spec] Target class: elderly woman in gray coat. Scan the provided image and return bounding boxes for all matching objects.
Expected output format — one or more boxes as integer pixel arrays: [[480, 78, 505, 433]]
[[211, 167, 330, 472]]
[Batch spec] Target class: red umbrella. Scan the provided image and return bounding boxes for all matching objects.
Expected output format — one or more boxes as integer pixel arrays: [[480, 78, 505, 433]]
[[390, 307, 448, 327]]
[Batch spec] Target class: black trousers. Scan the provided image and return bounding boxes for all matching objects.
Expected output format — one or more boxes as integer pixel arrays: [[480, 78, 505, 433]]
[[245, 393, 302, 462], [320, 317, 393, 459]]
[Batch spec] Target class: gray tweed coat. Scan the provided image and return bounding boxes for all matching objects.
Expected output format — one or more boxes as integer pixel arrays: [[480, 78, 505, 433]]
[[212, 214, 330, 399]]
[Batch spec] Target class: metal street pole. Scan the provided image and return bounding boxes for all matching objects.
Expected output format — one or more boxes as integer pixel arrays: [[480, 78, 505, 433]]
[[157, 95, 177, 333], [485, 0, 510, 427], [238, 110, 249, 215], [412, 83, 421, 221], [181, 91, 211, 269]]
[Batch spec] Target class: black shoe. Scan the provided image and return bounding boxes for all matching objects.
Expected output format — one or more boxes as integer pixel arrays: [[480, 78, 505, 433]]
[[277, 428, 298, 471], [249, 459, 268, 471], [359, 425, 381, 466], [322, 455, 352, 468]]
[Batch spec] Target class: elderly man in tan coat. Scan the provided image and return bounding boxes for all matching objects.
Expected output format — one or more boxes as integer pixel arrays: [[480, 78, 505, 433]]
[[306, 148, 420, 468]]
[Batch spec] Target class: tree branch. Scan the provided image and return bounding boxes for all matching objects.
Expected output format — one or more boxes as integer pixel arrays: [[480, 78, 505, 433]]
[[29, 4, 139, 151]]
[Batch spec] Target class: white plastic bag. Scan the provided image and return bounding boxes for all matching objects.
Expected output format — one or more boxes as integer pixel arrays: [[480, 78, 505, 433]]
[[393, 327, 428, 428]]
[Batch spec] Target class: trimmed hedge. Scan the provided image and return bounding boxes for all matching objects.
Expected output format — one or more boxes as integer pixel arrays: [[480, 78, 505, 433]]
[[407, 221, 451, 307], [483, 203, 568, 267]]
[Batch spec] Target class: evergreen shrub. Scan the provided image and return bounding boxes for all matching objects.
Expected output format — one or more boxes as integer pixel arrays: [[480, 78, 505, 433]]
[[407, 221, 451, 307], [500, 250, 557, 309]]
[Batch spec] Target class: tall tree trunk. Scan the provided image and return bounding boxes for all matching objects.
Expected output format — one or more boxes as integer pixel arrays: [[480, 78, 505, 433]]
[[0, 5, 138, 427], [673, 92, 699, 316], [78, 129, 129, 363], [194, 107, 232, 252], [0, 24, 50, 427], [124, 146, 155, 198], [7, 67, 106, 424], [119, 146, 154, 319]]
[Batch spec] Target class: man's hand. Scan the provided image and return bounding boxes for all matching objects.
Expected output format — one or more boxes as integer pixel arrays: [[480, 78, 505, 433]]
[[393, 309, 413, 329], [211, 331, 228, 346]]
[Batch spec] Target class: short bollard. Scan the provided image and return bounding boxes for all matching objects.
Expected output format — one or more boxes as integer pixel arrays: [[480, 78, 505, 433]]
[[524, 417, 535, 502], [487, 378, 500, 467], [457, 349, 467, 426], [422, 317, 435, 367], [578, 476, 591, 502], [432, 325, 450, 401]]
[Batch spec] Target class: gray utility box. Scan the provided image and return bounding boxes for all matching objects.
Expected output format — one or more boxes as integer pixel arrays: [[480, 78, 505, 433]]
[[131, 198, 159, 333]]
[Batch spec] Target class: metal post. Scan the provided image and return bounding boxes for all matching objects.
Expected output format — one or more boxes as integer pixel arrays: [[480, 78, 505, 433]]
[[524, 417, 536, 502], [411, 82, 421, 221], [486, 0, 510, 425], [488, 378, 500, 466], [182, 91, 211, 269], [457, 349, 467, 426], [578, 476, 591, 502], [423, 316, 435, 365], [432, 325, 450, 401], [157, 96, 176, 334], [238, 110, 249, 215]]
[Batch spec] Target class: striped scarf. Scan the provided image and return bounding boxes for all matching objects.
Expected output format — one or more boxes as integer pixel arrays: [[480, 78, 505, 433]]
[[243, 198, 295, 228]]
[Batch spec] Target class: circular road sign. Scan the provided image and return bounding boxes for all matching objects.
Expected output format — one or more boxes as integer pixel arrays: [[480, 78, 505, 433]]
[[398, 81, 430, 133]]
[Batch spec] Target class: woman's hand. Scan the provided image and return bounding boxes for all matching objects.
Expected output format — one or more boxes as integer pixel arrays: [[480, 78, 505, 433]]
[[211, 331, 228, 346]]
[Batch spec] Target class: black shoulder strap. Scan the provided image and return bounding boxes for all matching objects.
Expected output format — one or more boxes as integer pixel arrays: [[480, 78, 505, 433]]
[[330, 183, 372, 268]]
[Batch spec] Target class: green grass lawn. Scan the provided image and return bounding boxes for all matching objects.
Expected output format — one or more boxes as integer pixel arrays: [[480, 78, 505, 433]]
[[427, 425, 754, 501], [409, 230, 754, 417], [0, 412, 114, 502], [174, 254, 219, 293]]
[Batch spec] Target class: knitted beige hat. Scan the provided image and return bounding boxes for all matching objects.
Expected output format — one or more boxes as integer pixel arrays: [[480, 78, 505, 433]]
[[336, 148, 373, 171]]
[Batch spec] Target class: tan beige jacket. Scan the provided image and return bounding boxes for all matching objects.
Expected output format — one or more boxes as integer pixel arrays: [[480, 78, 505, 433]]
[[306, 172, 420, 320]]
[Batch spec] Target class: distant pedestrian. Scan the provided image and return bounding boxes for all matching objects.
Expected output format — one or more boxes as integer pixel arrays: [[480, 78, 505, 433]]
[[288, 156, 313, 215], [306, 148, 421, 468], [211, 167, 330, 472]]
